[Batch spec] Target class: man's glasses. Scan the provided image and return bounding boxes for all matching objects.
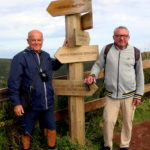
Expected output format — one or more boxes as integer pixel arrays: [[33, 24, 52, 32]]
[[114, 34, 129, 38]]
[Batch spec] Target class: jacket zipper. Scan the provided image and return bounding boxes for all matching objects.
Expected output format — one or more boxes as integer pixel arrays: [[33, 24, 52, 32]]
[[36, 53, 48, 109], [117, 51, 121, 97]]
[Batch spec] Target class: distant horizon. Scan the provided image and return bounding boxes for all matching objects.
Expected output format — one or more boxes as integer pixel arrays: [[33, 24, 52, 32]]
[[1, 49, 150, 60]]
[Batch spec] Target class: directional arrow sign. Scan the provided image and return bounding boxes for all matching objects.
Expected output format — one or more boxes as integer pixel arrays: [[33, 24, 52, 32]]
[[47, 0, 92, 17], [81, 12, 93, 30], [53, 80, 98, 96], [74, 29, 90, 46], [55, 45, 98, 63]]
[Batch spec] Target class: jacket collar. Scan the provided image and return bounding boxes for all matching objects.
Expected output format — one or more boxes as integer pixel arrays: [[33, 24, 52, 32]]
[[25, 47, 43, 54]]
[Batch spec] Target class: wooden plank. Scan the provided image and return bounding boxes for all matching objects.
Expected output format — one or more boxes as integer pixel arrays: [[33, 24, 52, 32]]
[[55, 108, 68, 121], [0, 88, 8, 94], [47, 0, 92, 17], [0, 88, 9, 101], [53, 79, 98, 96], [81, 12, 93, 30], [143, 60, 150, 69], [74, 29, 90, 46], [55, 45, 98, 63], [144, 83, 150, 93], [54, 75, 67, 79], [54, 97, 106, 121], [85, 97, 105, 112], [0, 98, 9, 102]]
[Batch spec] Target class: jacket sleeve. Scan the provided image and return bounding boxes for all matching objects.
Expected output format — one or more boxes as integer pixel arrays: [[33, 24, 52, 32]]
[[90, 47, 105, 78], [7, 55, 24, 106], [51, 58, 62, 71], [134, 53, 144, 100]]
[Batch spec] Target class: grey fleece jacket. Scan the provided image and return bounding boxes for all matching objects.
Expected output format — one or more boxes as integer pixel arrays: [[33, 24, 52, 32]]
[[91, 44, 144, 100]]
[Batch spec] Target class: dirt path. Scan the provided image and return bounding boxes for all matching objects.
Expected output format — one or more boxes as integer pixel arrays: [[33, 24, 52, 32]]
[[113, 120, 150, 150]]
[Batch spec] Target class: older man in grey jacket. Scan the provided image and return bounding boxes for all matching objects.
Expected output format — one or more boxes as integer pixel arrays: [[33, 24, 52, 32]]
[[85, 26, 144, 150]]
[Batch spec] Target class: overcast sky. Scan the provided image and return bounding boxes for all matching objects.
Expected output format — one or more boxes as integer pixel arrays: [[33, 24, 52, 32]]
[[0, 0, 150, 58]]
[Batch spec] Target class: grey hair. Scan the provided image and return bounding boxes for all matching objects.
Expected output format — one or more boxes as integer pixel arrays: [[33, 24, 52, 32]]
[[113, 26, 129, 35]]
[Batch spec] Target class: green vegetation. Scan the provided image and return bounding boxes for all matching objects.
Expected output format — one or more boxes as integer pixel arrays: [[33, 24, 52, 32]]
[[0, 59, 11, 88], [0, 52, 150, 150]]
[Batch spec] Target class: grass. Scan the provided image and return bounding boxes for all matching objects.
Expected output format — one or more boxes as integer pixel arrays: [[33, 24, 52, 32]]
[[134, 96, 150, 123], [0, 95, 150, 150]]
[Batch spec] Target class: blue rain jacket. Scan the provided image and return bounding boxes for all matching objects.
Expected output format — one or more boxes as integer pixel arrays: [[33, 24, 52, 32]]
[[8, 48, 62, 110]]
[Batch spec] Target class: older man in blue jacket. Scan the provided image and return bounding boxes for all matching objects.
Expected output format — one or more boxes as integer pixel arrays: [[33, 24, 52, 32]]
[[8, 30, 64, 150]]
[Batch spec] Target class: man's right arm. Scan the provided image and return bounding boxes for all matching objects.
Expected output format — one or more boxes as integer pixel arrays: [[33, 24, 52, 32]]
[[14, 105, 24, 116], [8, 55, 24, 116]]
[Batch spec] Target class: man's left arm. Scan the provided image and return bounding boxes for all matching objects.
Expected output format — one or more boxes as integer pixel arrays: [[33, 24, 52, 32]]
[[51, 58, 62, 71], [51, 39, 69, 71], [133, 53, 144, 106]]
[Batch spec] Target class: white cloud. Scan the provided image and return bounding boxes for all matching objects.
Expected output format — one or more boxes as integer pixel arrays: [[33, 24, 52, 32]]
[[0, 0, 150, 58]]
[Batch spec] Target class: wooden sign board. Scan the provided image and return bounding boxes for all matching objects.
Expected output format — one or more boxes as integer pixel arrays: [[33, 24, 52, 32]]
[[47, 0, 92, 17], [53, 79, 98, 96], [81, 12, 93, 30], [74, 29, 90, 46], [143, 60, 150, 69], [144, 83, 150, 93], [55, 45, 98, 63]]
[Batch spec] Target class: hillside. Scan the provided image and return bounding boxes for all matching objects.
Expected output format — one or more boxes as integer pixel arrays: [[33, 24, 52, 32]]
[[0, 58, 11, 80], [0, 51, 150, 83]]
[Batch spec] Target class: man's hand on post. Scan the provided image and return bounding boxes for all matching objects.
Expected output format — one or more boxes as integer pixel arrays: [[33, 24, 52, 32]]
[[63, 39, 69, 47], [84, 74, 96, 85], [14, 105, 24, 116]]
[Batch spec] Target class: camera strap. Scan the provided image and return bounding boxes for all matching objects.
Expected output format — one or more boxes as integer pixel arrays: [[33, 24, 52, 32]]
[[31, 52, 49, 83], [31, 52, 44, 72]]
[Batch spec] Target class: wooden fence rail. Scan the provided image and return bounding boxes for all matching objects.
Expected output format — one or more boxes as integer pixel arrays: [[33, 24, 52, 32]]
[[0, 59, 150, 123]]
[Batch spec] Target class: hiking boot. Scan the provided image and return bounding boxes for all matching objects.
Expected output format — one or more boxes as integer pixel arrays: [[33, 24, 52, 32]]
[[102, 146, 111, 150], [120, 148, 129, 150]]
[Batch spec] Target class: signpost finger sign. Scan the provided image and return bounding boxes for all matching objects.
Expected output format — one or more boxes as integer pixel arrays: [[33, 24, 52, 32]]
[[55, 45, 98, 63], [47, 0, 92, 17]]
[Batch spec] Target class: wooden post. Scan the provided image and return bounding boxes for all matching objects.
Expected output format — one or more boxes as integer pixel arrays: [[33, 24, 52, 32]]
[[65, 14, 85, 144], [47, 0, 94, 145]]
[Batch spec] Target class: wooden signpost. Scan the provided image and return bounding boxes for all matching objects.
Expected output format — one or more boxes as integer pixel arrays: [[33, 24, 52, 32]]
[[47, 0, 98, 145], [55, 45, 98, 63]]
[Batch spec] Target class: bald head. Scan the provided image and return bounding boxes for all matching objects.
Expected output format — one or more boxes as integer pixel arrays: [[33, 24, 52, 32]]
[[27, 30, 43, 52], [27, 30, 43, 40]]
